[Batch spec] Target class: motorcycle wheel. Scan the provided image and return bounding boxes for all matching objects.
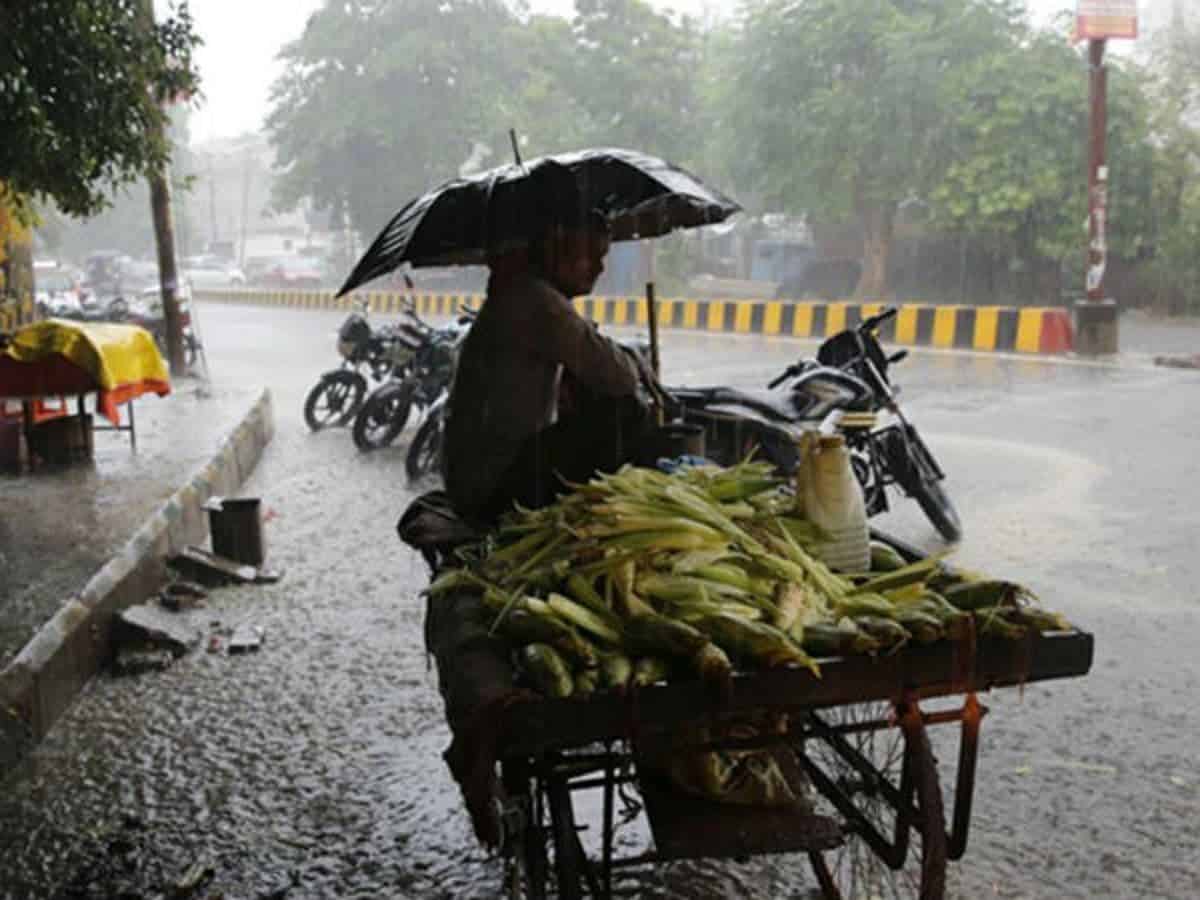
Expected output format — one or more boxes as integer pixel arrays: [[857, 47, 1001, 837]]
[[880, 428, 963, 543], [406, 408, 444, 481], [304, 370, 367, 431], [352, 382, 414, 451], [910, 476, 963, 544]]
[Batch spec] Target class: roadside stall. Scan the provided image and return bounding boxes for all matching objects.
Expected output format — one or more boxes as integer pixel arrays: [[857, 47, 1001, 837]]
[[401, 461, 1093, 900], [350, 148, 1092, 898], [0, 318, 170, 469]]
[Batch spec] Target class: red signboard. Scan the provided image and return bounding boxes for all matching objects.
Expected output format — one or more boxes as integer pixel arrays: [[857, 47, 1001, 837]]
[[1076, 0, 1139, 40]]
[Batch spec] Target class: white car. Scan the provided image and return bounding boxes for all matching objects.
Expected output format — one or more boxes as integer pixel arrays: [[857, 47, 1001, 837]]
[[183, 256, 247, 290]]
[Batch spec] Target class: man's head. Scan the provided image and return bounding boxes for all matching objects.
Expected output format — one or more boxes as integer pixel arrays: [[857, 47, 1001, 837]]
[[520, 161, 612, 297], [541, 209, 611, 298]]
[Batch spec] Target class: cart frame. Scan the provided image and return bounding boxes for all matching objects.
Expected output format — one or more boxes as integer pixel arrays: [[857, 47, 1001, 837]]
[[494, 627, 1093, 900]]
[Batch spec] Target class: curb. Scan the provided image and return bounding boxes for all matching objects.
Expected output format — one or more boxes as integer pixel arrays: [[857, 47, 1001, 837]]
[[197, 289, 1075, 355], [0, 388, 275, 780]]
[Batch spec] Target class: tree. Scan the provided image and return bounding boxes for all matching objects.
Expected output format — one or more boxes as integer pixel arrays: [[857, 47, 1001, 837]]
[[930, 21, 1155, 297], [267, 0, 525, 239], [718, 0, 1021, 298], [0, 1, 200, 219]]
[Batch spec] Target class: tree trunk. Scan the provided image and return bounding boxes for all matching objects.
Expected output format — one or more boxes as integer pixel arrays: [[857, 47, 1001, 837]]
[[854, 203, 894, 300], [139, 0, 184, 376]]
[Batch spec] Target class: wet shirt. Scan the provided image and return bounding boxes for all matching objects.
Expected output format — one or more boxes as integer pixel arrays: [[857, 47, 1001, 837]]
[[444, 270, 640, 516]]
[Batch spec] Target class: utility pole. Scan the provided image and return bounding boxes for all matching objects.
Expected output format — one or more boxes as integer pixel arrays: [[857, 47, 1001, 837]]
[[139, 0, 185, 374], [1073, 1, 1138, 355]]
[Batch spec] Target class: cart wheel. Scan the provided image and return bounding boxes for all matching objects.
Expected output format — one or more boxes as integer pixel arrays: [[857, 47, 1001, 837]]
[[804, 701, 947, 900]]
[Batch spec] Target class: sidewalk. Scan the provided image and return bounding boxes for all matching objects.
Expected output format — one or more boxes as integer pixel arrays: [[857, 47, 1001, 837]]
[[0, 380, 265, 665]]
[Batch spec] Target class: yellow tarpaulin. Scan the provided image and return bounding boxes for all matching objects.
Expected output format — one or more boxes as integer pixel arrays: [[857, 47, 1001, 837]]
[[4, 318, 169, 391]]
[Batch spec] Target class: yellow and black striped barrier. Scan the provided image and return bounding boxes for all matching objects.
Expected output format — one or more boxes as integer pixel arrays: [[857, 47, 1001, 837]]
[[195, 289, 1074, 355]]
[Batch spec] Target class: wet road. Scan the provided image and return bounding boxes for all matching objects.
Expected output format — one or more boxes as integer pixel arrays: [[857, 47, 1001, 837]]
[[1, 301, 1198, 899]]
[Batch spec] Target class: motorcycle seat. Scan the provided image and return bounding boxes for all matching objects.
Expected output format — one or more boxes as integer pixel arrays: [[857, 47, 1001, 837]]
[[668, 386, 796, 423]]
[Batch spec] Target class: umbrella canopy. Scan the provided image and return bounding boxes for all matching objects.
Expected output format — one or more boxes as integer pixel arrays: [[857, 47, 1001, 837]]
[[337, 148, 741, 297]]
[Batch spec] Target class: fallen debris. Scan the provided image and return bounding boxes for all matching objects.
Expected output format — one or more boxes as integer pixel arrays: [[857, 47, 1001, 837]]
[[169, 545, 259, 586], [115, 604, 202, 656], [228, 624, 265, 654]]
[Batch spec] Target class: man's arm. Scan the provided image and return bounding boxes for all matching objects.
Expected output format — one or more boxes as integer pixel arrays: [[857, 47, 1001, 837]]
[[539, 288, 641, 396]]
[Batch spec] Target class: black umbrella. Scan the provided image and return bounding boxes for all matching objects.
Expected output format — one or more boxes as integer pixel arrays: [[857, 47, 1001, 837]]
[[336, 147, 741, 297]]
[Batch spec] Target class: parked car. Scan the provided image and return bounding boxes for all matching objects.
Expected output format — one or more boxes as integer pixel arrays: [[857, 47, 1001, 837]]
[[182, 256, 247, 290], [34, 261, 86, 317], [258, 255, 324, 290]]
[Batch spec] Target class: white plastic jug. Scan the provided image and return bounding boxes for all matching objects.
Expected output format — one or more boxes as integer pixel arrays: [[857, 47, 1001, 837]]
[[796, 433, 870, 573]]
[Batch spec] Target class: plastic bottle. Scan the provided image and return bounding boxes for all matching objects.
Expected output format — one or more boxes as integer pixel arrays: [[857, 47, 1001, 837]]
[[796, 433, 870, 573]]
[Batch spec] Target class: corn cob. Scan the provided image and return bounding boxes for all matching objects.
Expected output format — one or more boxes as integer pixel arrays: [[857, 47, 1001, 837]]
[[520, 643, 575, 698], [853, 616, 911, 650], [802, 620, 881, 657], [599, 652, 633, 690], [870, 541, 910, 572], [633, 657, 673, 687], [943, 579, 1028, 611], [547, 593, 623, 645], [574, 668, 601, 698], [494, 609, 599, 668], [692, 613, 820, 675]]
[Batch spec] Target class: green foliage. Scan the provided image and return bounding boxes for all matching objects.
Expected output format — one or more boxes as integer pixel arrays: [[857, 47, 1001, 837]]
[[0, 1, 201, 218], [266, 0, 703, 236], [931, 22, 1154, 267], [267, 0, 530, 237], [721, 0, 1019, 219]]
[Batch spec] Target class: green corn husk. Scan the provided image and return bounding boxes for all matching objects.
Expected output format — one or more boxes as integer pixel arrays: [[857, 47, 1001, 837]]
[[520, 643, 574, 698], [599, 652, 634, 690], [853, 615, 911, 650], [670, 598, 764, 623], [692, 613, 820, 675], [574, 668, 601, 698], [547, 593, 623, 645], [893, 608, 945, 644], [848, 555, 943, 596], [832, 592, 897, 620], [1009, 606, 1072, 633], [942, 579, 1032, 611], [802, 620, 881, 657], [972, 606, 1029, 639], [566, 573, 609, 615], [870, 541, 910, 572], [691, 643, 734, 686], [624, 613, 710, 659], [494, 609, 599, 668], [633, 656, 673, 687]]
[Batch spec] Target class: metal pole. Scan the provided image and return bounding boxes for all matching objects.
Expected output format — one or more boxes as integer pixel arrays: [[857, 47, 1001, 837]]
[[1086, 39, 1108, 302]]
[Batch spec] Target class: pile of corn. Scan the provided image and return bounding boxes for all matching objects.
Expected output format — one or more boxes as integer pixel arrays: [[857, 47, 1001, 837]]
[[428, 461, 1071, 700]]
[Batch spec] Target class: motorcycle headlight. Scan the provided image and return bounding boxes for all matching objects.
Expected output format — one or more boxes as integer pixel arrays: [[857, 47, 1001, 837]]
[[337, 337, 356, 360]]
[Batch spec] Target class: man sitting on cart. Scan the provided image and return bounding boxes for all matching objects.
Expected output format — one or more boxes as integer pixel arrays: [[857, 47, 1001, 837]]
[[443, 161, 649, 524]]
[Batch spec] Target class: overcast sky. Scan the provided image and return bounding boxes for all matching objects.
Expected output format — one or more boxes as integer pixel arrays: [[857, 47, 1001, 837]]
[[177, 0, 1090, 145]]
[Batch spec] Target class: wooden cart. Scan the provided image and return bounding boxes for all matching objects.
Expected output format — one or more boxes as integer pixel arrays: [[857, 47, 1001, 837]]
[[492, 625, 1093, 900]]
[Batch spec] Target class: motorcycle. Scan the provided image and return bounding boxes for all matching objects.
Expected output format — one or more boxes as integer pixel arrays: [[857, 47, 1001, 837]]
[[669, 307, 963, 542], [303, 298, 425, 431], [352, 307, 473, 452]]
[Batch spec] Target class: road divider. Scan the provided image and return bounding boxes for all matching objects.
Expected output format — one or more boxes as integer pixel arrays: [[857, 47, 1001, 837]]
[[196, 289, 1074, 355]]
